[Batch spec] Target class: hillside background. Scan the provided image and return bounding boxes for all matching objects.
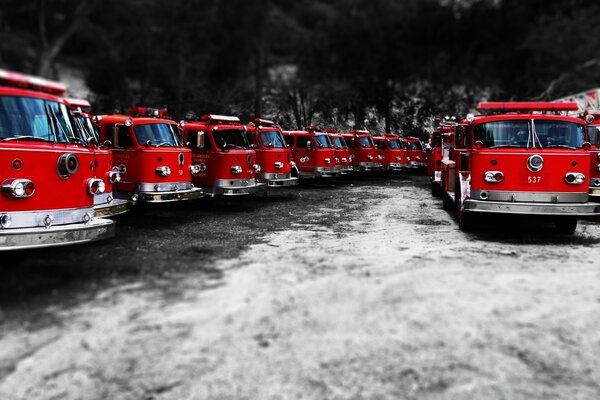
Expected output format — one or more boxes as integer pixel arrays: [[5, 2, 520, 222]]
[[1, 0, 599, 138]]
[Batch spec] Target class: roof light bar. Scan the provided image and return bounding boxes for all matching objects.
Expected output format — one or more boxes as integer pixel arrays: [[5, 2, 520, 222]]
[[0, 68, 67, 95], [65, 98, 91, 110], [252, 118, 276, 127], [129, 106, 169, 118], [202, 114, 241, 124], [477, 102, 580, 112]]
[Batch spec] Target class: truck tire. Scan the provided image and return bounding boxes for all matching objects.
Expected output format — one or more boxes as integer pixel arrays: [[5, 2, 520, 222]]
[[456, 175, 476, 232], [442, 192, 454, 211], [458, 207, 475, 232], [554, 216, 577, 234], [431, 181, 442, 197]]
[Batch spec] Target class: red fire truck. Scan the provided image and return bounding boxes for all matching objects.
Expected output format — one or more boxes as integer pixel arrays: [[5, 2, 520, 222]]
[[181, 114, 263, 196], [372, 133, 407, 172], [0, 69, 115, 249], [341, 129, 383, 172], [428, 120, 456, 196], [326, 130, 353, 175], [246, 118, 299, 188], [65, 98, 129, 217], [402, 136, 427, 169], [95, 107, 203, 203], [440, 101, 600, 233], [553, 90, 600, 202], [282, 127, 340, 178]]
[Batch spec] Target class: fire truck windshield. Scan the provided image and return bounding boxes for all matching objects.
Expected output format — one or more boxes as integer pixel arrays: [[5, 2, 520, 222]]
[[133, 123, 180, 147], [314, 134, 333, 148], [74, 115, 99, 144], [475, 120, 585, 149], [357, 136, 374, 147], [331, 137, 347, 148], [406, 141, 422, 150], [213, 129, 250, 150], [0, 95, 75, 143], [259, 130, 286, 148], [387, 139, 401, 149]]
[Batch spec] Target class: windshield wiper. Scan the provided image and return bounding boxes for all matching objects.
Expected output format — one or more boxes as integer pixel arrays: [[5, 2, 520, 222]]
[[546, 144, 576, 149], [156, 142, 173, 147], [489, 144, 522, 149], [2, 135, 52, 142]]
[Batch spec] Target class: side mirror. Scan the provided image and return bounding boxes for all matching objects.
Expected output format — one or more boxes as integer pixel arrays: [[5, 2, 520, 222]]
[[87, 136, 97, 148], [112, 126, 120, 147], [196, 131, 205, 149]]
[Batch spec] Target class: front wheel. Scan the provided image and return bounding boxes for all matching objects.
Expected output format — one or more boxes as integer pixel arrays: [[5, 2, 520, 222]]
[[554, 216, 577, 234], [457, 207, 475, 232], [431, 181, 442, 197]]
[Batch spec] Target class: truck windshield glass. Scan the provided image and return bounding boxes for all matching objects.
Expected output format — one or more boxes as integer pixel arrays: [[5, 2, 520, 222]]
[[475, 120, 584, 148], [0, 95, 75, 143], [406, 141, 422, 150], [314, 134, 333, 148], [357, 136, 374, 147], [259, 130, 286, 148], [331, 137, 347, 148], [74, 115, 100, 143], [214, 129, 250, 150], [387, 139, 401, 149], [589, 125, 599, 145], [134, 123, 180, 147]]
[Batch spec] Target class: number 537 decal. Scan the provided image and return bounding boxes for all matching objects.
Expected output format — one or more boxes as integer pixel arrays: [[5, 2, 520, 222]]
[[527, 176, 541, 184]]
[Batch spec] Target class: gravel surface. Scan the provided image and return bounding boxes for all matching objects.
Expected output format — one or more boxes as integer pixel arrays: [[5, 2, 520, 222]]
[[1, 173, 600, 400]]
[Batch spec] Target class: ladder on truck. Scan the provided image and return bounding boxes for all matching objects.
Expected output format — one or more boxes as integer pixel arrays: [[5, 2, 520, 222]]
[[554, 88, 600, 113]]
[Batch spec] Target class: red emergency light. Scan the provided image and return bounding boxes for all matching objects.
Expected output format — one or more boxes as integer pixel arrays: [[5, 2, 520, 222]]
[[477, 102, 580, 113], [129, 106, 169, 118], [252, 118, 276, 127], [0, 69, 67, 95], [201, 114, 241, 124], [325, 128, 338, 133], [305, 125, 320, 132], [352, 129, 370, 135], [65, 98, 91, 111]]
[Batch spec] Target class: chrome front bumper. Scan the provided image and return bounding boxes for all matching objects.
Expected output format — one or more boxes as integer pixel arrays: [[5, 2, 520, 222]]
[[300, 167, 341, 178], [355, 162, 383, 172], [387, 162, 406, 171], [94, 198, 130, 218], [132, 187, 203, 203], [0, 218, 115, 251], [212, 179, 265, 196], [260, 173, 299, 187], [463, 198, 600, 216]]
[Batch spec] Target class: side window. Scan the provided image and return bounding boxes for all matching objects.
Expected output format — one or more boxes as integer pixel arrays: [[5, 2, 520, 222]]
[[455, 125, 468, 148], [297, 136, 309, 148], [284, 135, 294, 147], [117, 125, 134, 147]]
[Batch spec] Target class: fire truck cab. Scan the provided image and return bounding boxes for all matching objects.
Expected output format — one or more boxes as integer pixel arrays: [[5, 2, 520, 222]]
[[441, 101, 600, 233], [372, 133, 407, 172], [0, 69, 115, 250], [403, 136, 427, 168], [246, 118, 299, 188], [342, 129, 383, 172], [428, 120, 456, 196], [66, 98, 129, 217], [181, 115, 263, 196], [327, 130, 353, 175], [95, 107, 203, 204], [583, 116, 600, 201], [283, 127, 340, 178]]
